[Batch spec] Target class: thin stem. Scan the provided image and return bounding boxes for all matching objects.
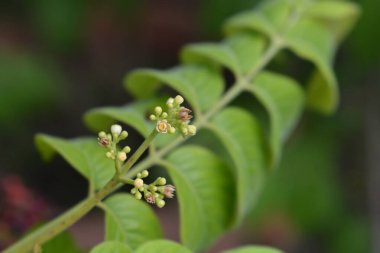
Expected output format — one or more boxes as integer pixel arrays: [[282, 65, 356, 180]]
[[120, 130, 158, 174], [118, 177, 134, 185]]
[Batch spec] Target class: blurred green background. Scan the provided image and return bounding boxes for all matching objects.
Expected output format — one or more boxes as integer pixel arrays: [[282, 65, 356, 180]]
[[0, 0, 378, 252]]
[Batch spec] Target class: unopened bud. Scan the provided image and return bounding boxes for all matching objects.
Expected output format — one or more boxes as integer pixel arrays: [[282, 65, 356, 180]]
[[157, 177, 166, 186], [134, 178, 144, 188], [156, 199, 165, 208], [98, 131, 107, 138], [181, 127, 188, 136], [166, 98, 174, 107], [154, 106, 162, 115], [149, 114, 157, 121], [120, 131, 128, 139], [111, 124, 122, 135], [123, 146, 131, 153], [134, 192, 142, 200], [106, 152, 113, 159], [169, 127, 176, 134], [141, 170, 149, 178], [188, 125, 197, 136], [117, 152, 127, 162], [175, 95, 184, 104]]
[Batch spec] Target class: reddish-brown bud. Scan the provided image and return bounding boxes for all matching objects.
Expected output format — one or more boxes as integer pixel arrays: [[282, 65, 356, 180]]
[[98, 137, 110, 147], [178, 107, 193, 122]]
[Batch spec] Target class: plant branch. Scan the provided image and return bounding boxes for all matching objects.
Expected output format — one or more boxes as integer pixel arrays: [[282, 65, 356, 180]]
[[5, 20, 286, 253]]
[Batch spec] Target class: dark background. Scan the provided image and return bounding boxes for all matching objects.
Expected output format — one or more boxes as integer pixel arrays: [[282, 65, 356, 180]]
[[0, 0, 378, 252]]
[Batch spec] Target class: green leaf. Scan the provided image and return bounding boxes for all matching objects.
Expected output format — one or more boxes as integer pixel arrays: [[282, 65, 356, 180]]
[[223, 0, 292, 39], [285, 18, 338, 114], [181, 32, 266, 77], [42, 231, 82, 253], [208, 107, 266, 224], [135, 240, 192, 253], [163, 145, 235, 252], [223, 245, 284, 253], [101, 194, 163, 250], [35, 134, 114, 191], [304, 0, 361, 42], [84, 99, 156, 137], [125, 64, 224, 114], [224, 0, 359, 114], [247, 71, 304, 168], [90, 241, 131, 253]]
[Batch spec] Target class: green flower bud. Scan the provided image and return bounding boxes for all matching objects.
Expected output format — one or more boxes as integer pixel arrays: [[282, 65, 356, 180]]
[[156, 199, 165, 208], [98, 131, 107, 138], [166, 98, 174, 108], [154, 106, 163, 115], [123, 146, 131, 153], [149, 114, 157, 121], [141, 170, 149, 178], [106, 152, 114, 159], [131, 188, 137, 194], [181, 127, 188, 136], [119, 130, 128, 139], [134, 192, 142, 200], [157, 177, 166, 186], [169, 127, 176, 134]]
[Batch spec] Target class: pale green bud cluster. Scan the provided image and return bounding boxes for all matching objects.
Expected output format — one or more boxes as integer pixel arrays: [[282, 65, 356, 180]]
[[98, 124, 131, 162], [149, 95, 197, 137], [130, 171, 175, 208]]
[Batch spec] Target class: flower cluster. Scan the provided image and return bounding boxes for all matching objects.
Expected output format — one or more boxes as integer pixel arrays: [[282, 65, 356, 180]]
[[130, 170, 175, 208], [149, 95, 197, 136], [98, 124, 131, 162]]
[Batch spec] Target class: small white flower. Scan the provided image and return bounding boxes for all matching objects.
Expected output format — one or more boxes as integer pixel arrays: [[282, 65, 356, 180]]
[[111, 124, 122, 135], [156, 120, 171, 133]]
